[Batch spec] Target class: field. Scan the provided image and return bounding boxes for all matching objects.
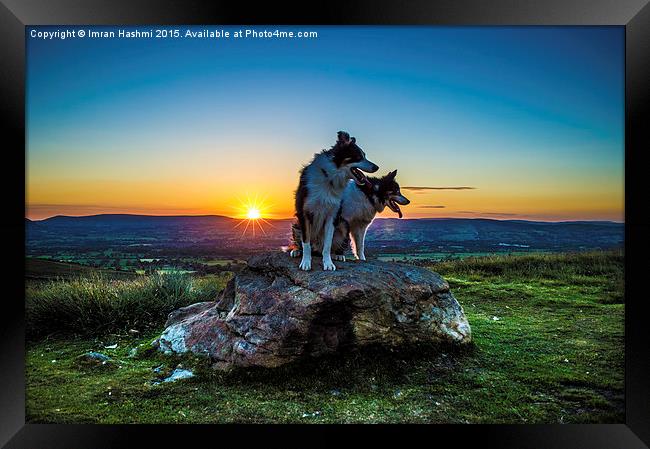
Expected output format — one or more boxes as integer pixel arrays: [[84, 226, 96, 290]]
[[376, 251, 538, 262], [25, 250, 624, 423], [26, 215, 623, 274], [26, 257, 137, 281]]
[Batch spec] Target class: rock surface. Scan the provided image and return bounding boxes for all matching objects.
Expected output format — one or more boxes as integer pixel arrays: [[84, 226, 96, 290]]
[[155, 252, 471, 370], [162, 368, 195, 383], [76, 351, 114, 370]]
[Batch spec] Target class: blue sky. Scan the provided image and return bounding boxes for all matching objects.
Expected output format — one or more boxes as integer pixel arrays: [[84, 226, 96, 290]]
[[26, 26, 624, 221]]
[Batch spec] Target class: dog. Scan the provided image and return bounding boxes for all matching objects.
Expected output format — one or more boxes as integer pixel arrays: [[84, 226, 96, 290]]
[[291, 170, 410, 262], [293, 131, 378, 271]]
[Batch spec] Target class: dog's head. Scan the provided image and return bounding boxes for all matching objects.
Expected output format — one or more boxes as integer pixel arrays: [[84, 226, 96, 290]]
[[370, 170, 410, 218], [331, 131, 379, 185]]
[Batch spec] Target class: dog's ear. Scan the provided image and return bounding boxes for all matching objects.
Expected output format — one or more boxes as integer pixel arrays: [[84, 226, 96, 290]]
[[350, 137, 356, 144], [386, 170, 397, 180], [337, 131, 351, 145]]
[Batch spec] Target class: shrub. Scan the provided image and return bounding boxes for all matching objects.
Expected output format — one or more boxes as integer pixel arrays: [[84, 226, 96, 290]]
[[432, 249, 623, 282], [25, 272, 230, 339]]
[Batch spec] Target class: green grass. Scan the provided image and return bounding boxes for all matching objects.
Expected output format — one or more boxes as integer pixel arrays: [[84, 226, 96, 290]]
[[26, 272, 231, 339], [25, 250, 624, 423]]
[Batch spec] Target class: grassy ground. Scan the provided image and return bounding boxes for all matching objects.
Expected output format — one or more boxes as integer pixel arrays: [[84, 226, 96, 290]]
[[25, 250, 624, 423]]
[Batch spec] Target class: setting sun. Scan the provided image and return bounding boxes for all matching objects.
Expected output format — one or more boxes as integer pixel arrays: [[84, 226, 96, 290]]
[[247, 207, 261, 220], [231, 194, 275, 237]]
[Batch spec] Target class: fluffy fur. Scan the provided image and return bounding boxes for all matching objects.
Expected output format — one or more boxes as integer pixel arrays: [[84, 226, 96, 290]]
[[291, 170, 410, 261], [293, 131, 378, 271]]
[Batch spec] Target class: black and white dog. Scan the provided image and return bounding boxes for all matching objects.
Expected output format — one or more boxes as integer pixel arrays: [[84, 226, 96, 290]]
[[291, 170, 410, 262], [294, 131, 378, 271], [339, 169, 410, 260]]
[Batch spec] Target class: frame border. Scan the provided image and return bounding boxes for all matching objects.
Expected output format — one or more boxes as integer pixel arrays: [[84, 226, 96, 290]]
[[2, 0, 649, 447]]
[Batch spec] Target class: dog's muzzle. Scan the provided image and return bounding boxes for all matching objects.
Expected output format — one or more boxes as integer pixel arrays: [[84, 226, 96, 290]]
[[388, 194, 410, 218], [356, 159, 379, 174]]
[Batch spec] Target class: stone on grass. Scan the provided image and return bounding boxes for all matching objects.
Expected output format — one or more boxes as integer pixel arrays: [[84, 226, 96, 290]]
[[163, 368, 195, 383], [76, 351, 115, 370], [155, 252, 471, 370]]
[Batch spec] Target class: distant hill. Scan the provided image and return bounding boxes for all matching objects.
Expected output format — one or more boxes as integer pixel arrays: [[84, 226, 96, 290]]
[[365, 218, 623, 253], [25, 213, 623, 273], [26, 258, 136, 280], [26, 214, 623, 255]]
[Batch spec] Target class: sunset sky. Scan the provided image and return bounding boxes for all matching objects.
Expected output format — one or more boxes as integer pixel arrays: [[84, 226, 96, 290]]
[[27, 26, 624, 221]]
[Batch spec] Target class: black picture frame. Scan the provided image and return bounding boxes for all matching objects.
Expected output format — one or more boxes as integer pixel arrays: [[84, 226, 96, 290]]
[[2, 0, 649, 447]]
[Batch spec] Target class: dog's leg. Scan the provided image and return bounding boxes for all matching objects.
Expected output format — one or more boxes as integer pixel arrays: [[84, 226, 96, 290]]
[[299, 219, 312, 271], [350, 228, 359, 259], [352, 226, 367, 261], [357, 225, 368, 260], [321, 219, 337, 271]]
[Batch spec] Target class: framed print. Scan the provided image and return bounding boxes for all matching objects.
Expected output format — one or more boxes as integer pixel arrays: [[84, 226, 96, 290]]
[[1, 0, 649, 447]]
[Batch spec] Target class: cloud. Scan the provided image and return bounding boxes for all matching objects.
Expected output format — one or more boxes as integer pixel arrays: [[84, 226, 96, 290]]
[[27, 203, 199, 212], [418, 205, 446, 209], [457, 211, 518, 216], [402, 186, 476, 191], [28, 203, 120, 209]]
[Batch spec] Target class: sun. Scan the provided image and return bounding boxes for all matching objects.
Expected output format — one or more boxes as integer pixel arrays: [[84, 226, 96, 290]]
[[230, 194, 275, 238], [246, 207, 261, 220]]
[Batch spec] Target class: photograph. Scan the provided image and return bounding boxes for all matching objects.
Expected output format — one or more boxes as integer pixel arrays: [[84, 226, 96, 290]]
[[24, 25, 625, 424]]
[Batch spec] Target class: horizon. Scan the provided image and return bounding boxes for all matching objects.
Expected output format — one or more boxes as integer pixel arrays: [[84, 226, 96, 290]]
[[26, 26, 624, 222], [25, 212, 624, 224]]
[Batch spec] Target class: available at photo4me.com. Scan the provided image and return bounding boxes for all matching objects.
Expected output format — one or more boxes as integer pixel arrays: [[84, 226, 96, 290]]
[[29, 27, 319, 40]]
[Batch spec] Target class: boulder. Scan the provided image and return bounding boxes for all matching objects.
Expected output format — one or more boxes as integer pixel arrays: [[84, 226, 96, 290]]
[[155, 252, 471, 370]]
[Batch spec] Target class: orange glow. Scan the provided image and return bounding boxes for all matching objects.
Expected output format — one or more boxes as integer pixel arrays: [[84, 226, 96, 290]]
[[230, 194, 276, 237], [25, 169, 623, 223], [231, 193, 274, 219]]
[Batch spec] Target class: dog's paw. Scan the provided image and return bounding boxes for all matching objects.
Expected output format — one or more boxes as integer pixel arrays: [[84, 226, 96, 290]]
[[323, 259, 337, 271], [333, 254, 346, 262], [290, 249, 302, 258], [354, 254, 367, 261], [299, 258, 312, 271]]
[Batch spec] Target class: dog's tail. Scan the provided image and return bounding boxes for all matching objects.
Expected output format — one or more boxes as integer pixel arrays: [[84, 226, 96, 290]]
[[288, 222, 302, 254], [291, 222, 302, 248], [340, 234, 351, 253]]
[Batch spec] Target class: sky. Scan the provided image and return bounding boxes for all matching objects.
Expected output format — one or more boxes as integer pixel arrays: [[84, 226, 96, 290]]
[[26, 26, 624, 221]]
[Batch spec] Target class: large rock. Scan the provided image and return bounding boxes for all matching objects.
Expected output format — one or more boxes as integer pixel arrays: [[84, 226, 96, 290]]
[[155, 252, 471, 370]]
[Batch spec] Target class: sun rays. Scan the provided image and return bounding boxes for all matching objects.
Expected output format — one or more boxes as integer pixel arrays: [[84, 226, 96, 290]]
[[231, 193, 275, 237]]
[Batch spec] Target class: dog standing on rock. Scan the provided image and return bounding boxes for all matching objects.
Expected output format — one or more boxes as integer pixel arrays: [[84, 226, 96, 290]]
[[291, 169, 410, 262], [294, 131, 378, 271]]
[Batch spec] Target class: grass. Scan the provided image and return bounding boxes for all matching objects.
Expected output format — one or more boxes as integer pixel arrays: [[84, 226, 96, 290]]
[[433, 250, 623, 284], [26, 272, 231, 339], [25, 250, 624, 423]]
